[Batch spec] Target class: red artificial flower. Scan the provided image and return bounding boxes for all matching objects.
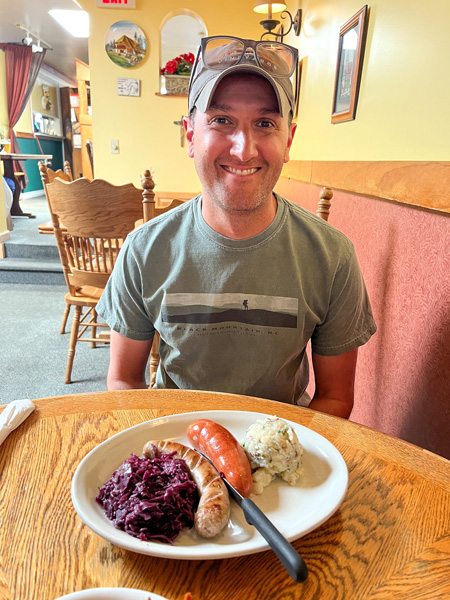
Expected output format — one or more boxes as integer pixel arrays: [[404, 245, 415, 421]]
[[180, 52, 195, 64], [164, 60, 178, 74], [162, 53, 195, 76]]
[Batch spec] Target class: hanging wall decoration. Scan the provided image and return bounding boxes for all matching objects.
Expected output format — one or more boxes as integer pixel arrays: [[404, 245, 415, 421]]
[[331, 5, 369, 124], [117, 77, 140, 96], [105, 21, 148, 69]]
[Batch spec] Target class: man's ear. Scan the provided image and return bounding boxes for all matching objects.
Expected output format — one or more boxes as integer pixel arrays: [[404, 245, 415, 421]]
[[183, 116, 194, 158], [284, 121, 297, 164]]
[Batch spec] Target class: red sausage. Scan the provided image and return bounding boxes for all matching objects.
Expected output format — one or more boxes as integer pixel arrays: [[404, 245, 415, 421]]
[[187, 418, 253, 498]]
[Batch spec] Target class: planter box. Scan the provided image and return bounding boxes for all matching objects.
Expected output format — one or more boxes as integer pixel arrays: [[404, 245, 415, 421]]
[[165, 75, 190, 95]]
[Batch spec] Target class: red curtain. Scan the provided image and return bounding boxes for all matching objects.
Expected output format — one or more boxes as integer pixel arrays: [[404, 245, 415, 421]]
[[4, 44, 33, 152], [3, 44, 46, 187]]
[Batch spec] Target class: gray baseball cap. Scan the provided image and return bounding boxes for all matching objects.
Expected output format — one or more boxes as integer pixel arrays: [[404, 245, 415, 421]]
[[188, 39, 296, 118]]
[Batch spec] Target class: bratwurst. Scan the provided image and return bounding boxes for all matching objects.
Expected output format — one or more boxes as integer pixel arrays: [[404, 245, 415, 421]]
[[143, 440, 230, 538], [187, 419, 253, 498]]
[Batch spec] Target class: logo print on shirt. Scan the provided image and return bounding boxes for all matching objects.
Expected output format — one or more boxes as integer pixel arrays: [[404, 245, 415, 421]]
[[161, 293, 298, 328]]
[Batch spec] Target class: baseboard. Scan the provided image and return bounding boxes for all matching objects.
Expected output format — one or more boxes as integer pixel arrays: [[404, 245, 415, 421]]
[[22, 190, 45, 199]]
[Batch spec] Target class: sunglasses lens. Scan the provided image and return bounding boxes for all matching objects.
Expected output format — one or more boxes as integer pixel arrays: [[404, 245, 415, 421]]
[[257, 43, 295, 76], [204, 38, 245, 69], [202, 37, 296, 78]]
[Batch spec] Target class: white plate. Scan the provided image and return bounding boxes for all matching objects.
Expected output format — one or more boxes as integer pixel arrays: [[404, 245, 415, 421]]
[[72, 410, 348, 560], [55, 588, 167, 599]]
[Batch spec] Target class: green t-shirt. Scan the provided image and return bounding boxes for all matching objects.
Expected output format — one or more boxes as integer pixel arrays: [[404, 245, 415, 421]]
[[97, 194, 376, 405]]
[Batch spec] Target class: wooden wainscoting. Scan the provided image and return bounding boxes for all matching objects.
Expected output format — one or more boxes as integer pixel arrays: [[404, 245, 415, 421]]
[[282, 161, 450, 214]]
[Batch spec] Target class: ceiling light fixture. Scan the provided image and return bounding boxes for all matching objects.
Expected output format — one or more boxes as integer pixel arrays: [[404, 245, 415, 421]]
[[22, 33, 33, 46], [48, 10, 90, 38], [32, 41, 44, 53], [253, 2, 302, 41], [16, 23, 53, 51]]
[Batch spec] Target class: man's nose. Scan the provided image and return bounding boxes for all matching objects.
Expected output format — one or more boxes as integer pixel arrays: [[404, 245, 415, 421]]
[[229, 128, 258, 162]]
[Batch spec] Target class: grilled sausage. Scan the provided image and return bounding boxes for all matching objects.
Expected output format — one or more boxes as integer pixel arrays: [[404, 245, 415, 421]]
[[143, 439, 230, 538], [187, 419, 253, 498]]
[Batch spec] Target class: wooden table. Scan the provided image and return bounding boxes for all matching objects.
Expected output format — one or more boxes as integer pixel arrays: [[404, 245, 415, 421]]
[[0, 152, 52, 217], [1, 390, 449, 600]]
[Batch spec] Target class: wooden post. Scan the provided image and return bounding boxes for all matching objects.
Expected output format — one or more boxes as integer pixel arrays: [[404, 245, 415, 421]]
[[316, 187, 333, 222], [64, 160, 73, 179], [38, 161, 49, 186], [140, 169, 156, 222], [75, 58, 93, 180]]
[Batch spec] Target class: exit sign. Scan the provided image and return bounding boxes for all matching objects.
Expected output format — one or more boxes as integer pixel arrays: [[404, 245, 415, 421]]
[[95, 0, 136, 7]]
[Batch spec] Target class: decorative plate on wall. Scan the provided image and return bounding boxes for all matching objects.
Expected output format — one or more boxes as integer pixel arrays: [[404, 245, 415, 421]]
[[105, 21, 148, 69]]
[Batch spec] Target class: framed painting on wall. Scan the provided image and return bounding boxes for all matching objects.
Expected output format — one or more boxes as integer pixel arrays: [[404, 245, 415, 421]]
[[105, 21, 148, 68], [293, 58, 304, 122], [331, 5, 369, 124]]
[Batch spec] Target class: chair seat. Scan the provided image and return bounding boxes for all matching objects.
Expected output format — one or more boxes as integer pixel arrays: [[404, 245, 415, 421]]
[[38, 221, 68, 235], [65, 286, 104, 306], [38, 221, 54, 234]]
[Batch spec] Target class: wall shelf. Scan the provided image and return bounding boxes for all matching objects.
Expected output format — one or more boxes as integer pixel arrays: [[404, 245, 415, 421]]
[[155, 93, 187, 98]]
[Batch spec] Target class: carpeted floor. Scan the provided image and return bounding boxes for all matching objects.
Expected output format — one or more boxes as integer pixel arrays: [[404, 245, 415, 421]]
[[1, 195, 118, 404], [0, 282, 112, 403]]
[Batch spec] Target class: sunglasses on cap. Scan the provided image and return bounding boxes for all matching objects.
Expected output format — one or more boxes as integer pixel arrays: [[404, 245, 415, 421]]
[[189, 35, 299, 97]]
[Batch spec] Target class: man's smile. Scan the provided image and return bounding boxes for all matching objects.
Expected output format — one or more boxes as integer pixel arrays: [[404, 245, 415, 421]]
[[222, 165, 260, 176]]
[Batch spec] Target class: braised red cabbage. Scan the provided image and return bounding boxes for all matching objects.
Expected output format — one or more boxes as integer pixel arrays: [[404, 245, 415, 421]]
[[96, 448, 198, 544]]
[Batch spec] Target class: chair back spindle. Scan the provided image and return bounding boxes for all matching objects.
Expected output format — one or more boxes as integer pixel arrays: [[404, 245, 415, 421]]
[[141, 169, 156, 222], [316, 187, 333, 222]]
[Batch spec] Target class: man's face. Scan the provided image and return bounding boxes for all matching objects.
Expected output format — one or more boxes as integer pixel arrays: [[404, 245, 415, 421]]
[[184, 74, 296, 216]]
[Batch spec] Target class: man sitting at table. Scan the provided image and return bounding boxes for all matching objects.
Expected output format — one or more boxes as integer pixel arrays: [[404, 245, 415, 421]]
[[97, 36, 376, 419]]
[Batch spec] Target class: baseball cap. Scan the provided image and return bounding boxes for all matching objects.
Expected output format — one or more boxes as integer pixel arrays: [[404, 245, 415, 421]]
[[188, 36, 298, 118]]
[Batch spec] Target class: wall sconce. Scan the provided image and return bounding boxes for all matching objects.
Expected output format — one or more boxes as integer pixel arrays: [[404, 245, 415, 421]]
[[253, 2, 302, 41]]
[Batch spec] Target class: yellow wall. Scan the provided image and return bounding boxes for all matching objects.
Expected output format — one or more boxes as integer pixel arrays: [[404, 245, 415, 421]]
[[0, 50, 8, 233], [0, 177, 5, 236], [15, 105, 33, 134], [79, 0, 262, 190], [287, 0, 450, 160]]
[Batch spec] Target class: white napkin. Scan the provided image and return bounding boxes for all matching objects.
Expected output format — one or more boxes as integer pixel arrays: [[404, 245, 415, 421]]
[[0, 400, 36, 446]]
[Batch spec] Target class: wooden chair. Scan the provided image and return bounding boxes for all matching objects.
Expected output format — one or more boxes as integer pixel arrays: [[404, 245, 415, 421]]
[[155, 190, 199, 206], [42, 164, 153, 383], [38, 161, 73, 235], [39, 161, 75, 334], [134, 184, 193, 230]]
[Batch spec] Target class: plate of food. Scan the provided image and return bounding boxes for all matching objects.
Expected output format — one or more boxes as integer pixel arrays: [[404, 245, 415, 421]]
[[54, 589, 167, 599], [71, 410, 348, 560]]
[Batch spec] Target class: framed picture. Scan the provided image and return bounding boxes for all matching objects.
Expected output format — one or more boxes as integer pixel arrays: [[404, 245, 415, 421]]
[[293, 58, 304, 122], [331, 5, 369, 124], [105, 21, 148, 69], [117, 77, 140, 97]]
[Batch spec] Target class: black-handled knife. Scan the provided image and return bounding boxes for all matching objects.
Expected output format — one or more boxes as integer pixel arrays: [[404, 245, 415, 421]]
[[222, 477, 308, 582]]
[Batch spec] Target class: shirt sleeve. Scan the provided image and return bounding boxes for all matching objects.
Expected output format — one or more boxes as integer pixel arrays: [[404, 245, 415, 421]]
[[311, 247, 377, 356], [96, 238, 155, 341]]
